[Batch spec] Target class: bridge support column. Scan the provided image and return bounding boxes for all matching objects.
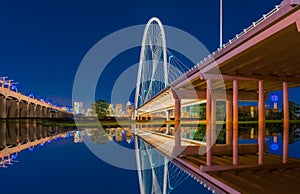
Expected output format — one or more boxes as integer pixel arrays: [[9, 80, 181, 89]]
[[0, 96, 6, 118], [166, 110, 170, 121], [211, 97, 216, 145], [174, 98, 181, 147], [258, 80, 265, 165], [36, 106, 42, 118], [15, 100, 20, 118], [233, 80, 239, 165], [19, 101, 29, 118], [42, 107, 47, 118], [7, 100, 19, 118], [283, 82, 289, 164], [226, 100, 233, 145], [165, 110, 171, 135], [206, 80, 212, 166], [47, 108, 51, 118], [32, 104, 37, 117]]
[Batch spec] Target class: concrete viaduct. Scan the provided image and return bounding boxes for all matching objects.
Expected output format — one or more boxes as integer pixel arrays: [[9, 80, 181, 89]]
[[0, 83, 72, 119]]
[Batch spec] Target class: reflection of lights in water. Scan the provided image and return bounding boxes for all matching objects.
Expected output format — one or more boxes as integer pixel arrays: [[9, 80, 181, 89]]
[[11, 153, 17, 160], [29, 146, 34, 151], [40, 143, 45, 147], [66, 132, 70, 138], [271, 134, 279, 151], [74, 131, 83, 143], [250, 128, 255, 139]]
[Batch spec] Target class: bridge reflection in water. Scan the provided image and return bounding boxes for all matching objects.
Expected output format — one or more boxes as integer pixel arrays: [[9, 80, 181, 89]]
[[135, 134, 212, 194], [0, 119, 75, 168], [81, 126, 211, 194]]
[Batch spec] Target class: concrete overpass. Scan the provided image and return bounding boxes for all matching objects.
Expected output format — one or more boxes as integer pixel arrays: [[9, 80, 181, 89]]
[[136, 0, 300, 166], [0, 82, 72, 119]]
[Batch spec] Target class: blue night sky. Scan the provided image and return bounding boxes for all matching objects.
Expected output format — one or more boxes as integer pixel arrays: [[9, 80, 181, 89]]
[[1, 0, 298, 109]]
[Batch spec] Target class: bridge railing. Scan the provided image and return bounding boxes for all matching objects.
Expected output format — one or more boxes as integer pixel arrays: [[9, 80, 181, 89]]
[[173, 4, 282, 82], [0, 87, 68, 112]]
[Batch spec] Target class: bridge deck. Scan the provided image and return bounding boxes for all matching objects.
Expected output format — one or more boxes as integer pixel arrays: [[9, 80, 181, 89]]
[[137, 129, 300, 194]]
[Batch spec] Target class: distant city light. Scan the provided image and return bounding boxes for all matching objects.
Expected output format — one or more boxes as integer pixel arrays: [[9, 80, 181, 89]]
[[65, 106, 70, 112]]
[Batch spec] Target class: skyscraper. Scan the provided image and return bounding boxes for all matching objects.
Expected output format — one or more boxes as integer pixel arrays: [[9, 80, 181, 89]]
[[73, 101, 84, 114], [115, 103, 123, 117], [126, 101, 133, 117]]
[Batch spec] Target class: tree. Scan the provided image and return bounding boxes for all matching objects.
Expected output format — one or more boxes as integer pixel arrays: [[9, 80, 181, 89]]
[[289, 101, 300, 120], [279, 101, 300, 120], [94, 99, 109, 119]]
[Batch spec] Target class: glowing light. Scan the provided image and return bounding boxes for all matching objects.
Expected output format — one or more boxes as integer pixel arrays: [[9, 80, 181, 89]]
[[29, 146, 34, 151], [271, 143, 279, 151], [11, 154, 17, 160]]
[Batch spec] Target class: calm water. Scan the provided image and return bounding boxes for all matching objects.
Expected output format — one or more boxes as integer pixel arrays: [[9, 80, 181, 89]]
[[0, 120, 210, 194], [1, 121, 299, 194]]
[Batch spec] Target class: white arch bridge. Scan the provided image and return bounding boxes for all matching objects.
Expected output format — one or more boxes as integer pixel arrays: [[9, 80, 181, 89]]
[[134, 0, 300, 174]]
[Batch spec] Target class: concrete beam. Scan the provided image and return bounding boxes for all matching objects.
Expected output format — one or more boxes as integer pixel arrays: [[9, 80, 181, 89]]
[[173, 89, 262, 101]]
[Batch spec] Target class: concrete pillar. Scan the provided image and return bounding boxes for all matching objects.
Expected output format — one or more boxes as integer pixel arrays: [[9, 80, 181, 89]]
[[206, 79, 212, 166], [258, 80, 265, 165], [211, 97, 217, 145], [166, 123, 170, 135], [166, 110, 170, 121], [46, 108, 51, 118], [42, 106, 47, 117], [226, 100, 233, 145], [36, 106, 42, 118], [165, 110, 171, 134], [7, 99, 19, 118], [0, 96, 6, 118], [174, 98, 181, 147], [15, 100, 19, 118], [283, 82, 289, 164], [28, 103, 33, 117], [233, 80, 239, 165], [33, 104, 37, 117], [19, 101, 29, 118]]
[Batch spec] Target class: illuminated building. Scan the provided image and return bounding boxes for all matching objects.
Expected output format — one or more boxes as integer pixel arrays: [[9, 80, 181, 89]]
[[73, 101, 84, 114], [115, 103, 123, 117], [126, 101, 133, 117], [108, 104, 114, 116]]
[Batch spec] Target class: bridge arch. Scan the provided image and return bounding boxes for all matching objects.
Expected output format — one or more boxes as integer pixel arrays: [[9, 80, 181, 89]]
[[135, 17, 168, 110]]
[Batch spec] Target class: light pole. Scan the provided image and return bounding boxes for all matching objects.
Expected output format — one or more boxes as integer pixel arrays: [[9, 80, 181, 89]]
[[220, 0, 223, 48]]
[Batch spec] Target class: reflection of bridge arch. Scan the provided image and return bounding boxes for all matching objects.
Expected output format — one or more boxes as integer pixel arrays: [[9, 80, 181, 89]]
[[135, 135, 192, 194]]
